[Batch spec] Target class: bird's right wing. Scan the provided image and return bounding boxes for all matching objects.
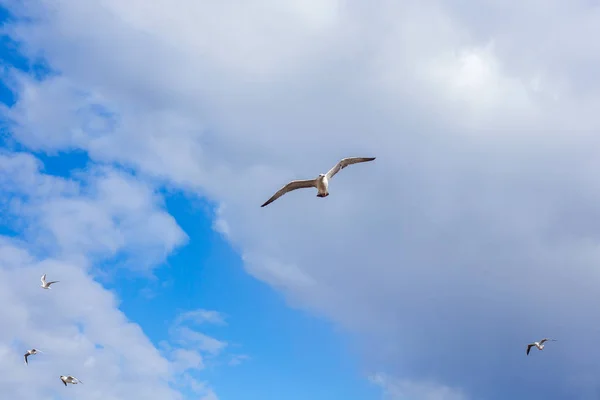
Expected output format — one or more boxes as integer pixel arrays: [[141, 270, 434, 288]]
[[526, 344, 533, 355], [47, 281, 59, 285], [40, 274, 46, 284], [24, 354, 29, 364], [261, 179, 317, 207]]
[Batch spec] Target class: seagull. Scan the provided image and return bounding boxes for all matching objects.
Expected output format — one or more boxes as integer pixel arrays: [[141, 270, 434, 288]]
[[260, 157, 376, 207], [40, 273, 59, 289], [60, 375, 83, 386], [24, 348, 42, 365], [526, 338, 557, 355]]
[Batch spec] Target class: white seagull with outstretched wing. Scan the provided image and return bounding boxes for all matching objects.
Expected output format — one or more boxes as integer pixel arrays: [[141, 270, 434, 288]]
[[24, 348, 42, 365], [526, 338, 557, 355], [261, 157, 376, 207], [40, 274, 59, 289], [60, 375, 83, 386]]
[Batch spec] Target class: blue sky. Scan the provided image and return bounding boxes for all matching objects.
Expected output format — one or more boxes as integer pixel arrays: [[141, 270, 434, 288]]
[[0, 7, 381, 400], [112, 192, 379, 400], [3, 1, 600, 400]]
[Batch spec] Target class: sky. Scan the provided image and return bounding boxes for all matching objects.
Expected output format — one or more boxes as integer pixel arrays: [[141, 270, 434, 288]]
[[2, 1, 600, 399]]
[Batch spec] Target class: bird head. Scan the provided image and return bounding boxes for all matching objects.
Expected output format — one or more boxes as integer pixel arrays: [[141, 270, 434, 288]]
[[318, 173, 325, 177]]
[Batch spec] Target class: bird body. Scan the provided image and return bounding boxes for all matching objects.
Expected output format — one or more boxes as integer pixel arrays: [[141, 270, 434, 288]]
[[40, 274, 59, 289], [526, 338, 556, 355], [60, 375, 82, 386], [261, 157, 376, 207], [24, 348, 41, 365], [316, 174, 329, 197]]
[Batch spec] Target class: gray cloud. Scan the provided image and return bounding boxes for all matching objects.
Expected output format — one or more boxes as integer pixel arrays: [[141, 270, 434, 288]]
[[3, 0, 600, 398], [370, 373, 467, 400]]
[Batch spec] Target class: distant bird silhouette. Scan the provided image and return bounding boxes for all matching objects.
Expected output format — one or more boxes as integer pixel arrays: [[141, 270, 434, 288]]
[[527, 338, 557, 355], [24, 348, 42, 365]]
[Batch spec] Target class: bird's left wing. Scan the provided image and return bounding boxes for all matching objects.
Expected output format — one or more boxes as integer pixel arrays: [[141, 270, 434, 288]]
[[325, 157, 376, 180]]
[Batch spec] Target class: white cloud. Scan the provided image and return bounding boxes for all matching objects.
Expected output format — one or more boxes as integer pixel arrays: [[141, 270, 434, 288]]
[[0, 150, 239, 399], [228, 354, 250, 367], [175, 309, 227, 327], [170, 348, 205, 372], [370, 373, 467, 400], [163, 309, 235, 398], [0, 151, 187, 273], [180, 375, 219, 400], [3, 0, 600, 399], [166, 309, 232, 362], [0, 238, 181, 399]]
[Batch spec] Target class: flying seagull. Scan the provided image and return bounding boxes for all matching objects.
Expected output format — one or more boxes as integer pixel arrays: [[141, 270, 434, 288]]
[[261, 157, 376, 207], [526, 338, 557, 355], [40, 274, 59, 289], [60, 375, 83, 386], [24, 348, 42, 365]]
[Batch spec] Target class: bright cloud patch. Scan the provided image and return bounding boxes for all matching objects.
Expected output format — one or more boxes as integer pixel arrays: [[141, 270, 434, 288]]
[[0, 150, 234, 399], [0, 151, 187, 272], [0, 238, 180, 399]]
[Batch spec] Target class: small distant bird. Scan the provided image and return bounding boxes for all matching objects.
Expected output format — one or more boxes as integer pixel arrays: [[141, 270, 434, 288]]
[[40, 274, 59, 289], [60, 375, 83, 386], [24, 348, 42, 365], [527, 338, 557, 355], [261, 157, 376, 207]]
